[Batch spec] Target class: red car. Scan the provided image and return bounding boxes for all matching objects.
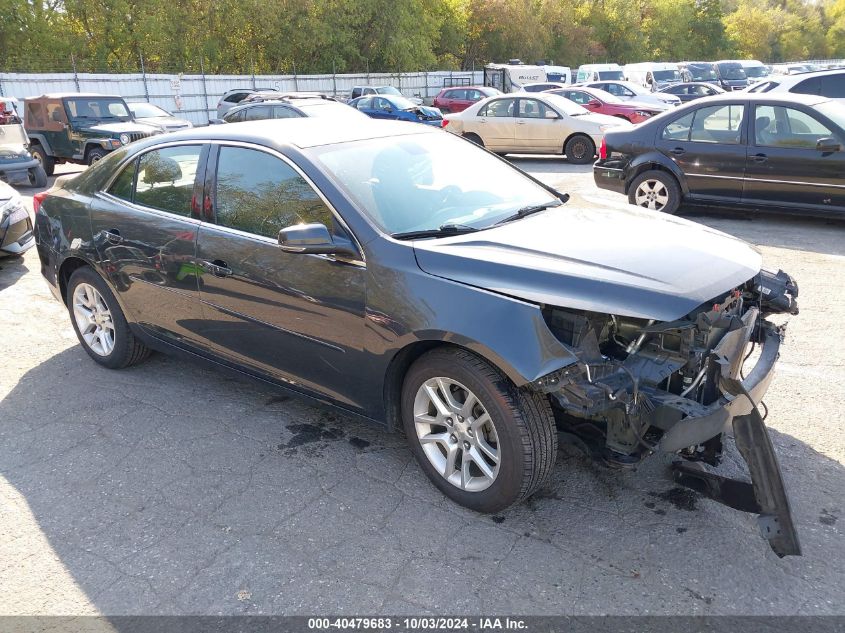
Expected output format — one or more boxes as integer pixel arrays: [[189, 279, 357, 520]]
[[433, 86, 501, 113], [547, 86, 667, 123]]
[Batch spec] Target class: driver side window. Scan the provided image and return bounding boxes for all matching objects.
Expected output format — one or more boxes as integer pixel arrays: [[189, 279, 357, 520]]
[[214, 146, 333, 239]]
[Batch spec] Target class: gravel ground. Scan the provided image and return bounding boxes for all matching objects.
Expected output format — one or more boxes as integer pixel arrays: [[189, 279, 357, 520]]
[[1, 161, 843, 616]]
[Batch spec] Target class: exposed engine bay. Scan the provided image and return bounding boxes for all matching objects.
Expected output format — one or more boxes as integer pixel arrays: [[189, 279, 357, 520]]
[[534, 268, 801, 557]]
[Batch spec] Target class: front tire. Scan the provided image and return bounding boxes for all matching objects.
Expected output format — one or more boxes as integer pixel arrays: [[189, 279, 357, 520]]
[[564, 134, 596, 164], [401, 347, 557, 513], [628, 169, 681, 214], [86, 147, 108, 165], [67, 267, 151, 369], [28, 165, 48, 188], [29, 144, 55, 176]]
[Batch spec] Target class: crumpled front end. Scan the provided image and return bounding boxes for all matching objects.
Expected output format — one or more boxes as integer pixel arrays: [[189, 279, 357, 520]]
[[533, 268, 801, 556]]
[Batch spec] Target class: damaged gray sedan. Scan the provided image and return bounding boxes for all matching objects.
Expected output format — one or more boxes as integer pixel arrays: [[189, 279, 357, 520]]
[[34, 121, 800, 557]]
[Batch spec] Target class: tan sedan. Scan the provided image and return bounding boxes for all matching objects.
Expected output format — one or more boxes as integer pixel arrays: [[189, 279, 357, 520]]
[[444, 92, 630, 163]]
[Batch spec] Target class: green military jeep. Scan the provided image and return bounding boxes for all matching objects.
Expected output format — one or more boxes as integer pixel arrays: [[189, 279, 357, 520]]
[[24, 93, 160, 175]]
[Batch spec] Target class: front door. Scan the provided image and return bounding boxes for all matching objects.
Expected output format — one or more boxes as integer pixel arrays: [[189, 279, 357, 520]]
[[44, 101, 75, 157], [655, 102, 747, 202], [744, 103, 845, 214], [475, 97, 516, 151], [89, 143, 207, 344], [195, 144, 367, 410]]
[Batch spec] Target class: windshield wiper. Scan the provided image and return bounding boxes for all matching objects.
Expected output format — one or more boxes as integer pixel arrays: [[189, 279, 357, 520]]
[[391, 223, 479, 240], [493, 201, 562, 226]]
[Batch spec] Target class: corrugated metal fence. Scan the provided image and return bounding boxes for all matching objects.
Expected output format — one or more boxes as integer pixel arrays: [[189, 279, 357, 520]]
[[0, 71, 485, 125]]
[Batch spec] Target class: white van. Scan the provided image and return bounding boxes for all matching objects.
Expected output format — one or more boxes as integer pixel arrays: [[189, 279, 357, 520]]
[[484, 63, 547, 92], [624, 62, 682, 91], [542, 65, 572, 84], [735, 59, 769, 84], [575, 64, 624, 83]]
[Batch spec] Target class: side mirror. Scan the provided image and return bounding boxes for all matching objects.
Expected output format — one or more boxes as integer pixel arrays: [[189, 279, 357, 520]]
[[278, 223, 357, 258], [544, 109, 560, 119], [384, 106, 393, 113], [209, 118, 226, 125], [587, 99, 601, 108], [817, 137, 841, 153]]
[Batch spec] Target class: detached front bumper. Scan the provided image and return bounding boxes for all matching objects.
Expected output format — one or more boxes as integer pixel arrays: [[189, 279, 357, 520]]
[[0, 158, 40, 185]]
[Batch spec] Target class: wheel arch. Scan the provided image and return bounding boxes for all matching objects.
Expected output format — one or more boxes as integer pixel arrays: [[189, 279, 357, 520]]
[[625, 152, 688, 196], [27, 133, 53, 156], [58, 255, 92, 304]]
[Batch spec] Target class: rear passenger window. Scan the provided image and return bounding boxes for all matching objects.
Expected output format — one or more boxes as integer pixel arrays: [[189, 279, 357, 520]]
[[273, 106, 299, 119], [108, 159, 137, 201], [821, 75, 845, 98], [689, 104, 744, 144], [134, 146, 203, 215], [661, 111, 694, 141], [244, 106, 271, 121], [214, 146, 333, 239], [791, 77, 821, 96]]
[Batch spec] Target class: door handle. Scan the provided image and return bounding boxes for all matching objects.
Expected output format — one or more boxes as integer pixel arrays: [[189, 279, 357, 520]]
[[669, 147, 685, 156], [752, 153, 768, 163], [104, 228, 122, 244], [201, 259, 233, 277], [516, 120, 526, 125]]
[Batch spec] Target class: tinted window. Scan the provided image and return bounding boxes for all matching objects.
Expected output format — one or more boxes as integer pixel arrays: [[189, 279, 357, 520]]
[[754, 105, 833, 149], [224, 92, 249, 104], [480, 98, 515, 117], [355, 97, 373, 110], [244, 105, 271, 121], [215, 147, 333, 239], [224, 109, 245, 123], [662, 111, 694, 141], [448, 89, 466, 100], [791, 77, 821, 96], [108, 158, 137, 201], [689, 104, 744, 144], [134, 146, 202, 215], [821, 74, 845, 98]]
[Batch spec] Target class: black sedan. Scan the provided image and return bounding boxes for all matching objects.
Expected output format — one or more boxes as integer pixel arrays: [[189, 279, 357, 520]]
[[658, 81, 726, 103], [595, 93, 845, 217], [34, 119, 801, 555]]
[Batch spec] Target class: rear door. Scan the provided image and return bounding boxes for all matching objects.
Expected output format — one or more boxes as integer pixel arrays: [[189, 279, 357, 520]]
[[655, 102, 747, 201], [474, 98, 516, 151], [194, 143, 368, 409], [89, 143, 207, 344], [744, 103, 845, 213]]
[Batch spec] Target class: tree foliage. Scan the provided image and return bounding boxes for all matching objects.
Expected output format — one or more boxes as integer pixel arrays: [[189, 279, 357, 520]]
[[0, 0, 840, 73]]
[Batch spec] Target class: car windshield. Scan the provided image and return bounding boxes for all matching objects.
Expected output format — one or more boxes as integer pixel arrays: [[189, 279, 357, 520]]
[[389, 96, 419, 110], [66, 98, 131, 120], [544, 93, 590, 115], [0, 124, 28, 148], [745, 66, 768, 78], [653, 70, 680, 81], [591, 91, 622, 104], [688, 65, 717, 81], [376, 87, 402, 96], [310, 132, 560, 236], [128, 103, 169, 118], [598, 71, 625, 80], [718, 64, 747, 80], [816, 101, 845, 130]]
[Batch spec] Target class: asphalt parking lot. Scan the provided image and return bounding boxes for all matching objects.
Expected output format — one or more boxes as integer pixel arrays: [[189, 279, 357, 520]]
[[1, 161, 843, 616]]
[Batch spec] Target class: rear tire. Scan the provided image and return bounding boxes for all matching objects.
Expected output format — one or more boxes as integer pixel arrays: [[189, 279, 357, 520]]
[[463, 133, 484, 147], [401, 347, 557, 513], [66, 266, 151, 369], [28, 165, 48, 188], [29, 144, 55, 176], [628, 169, 681, 214], [564, 134, 596, 164]]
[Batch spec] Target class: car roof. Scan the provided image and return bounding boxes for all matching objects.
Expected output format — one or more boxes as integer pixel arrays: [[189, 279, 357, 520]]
[[142, 118, 434, 150], [761, 69, 844, 87], [696, 92, 830, 106], [228, 97, 343, 114], [25, 93, 118, 100]]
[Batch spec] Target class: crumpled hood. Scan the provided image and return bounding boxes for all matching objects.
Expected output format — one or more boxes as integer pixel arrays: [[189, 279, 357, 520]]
[[412, 204, 762, 321], [133, 116, 192, 131], [79, 122, 159, 135]]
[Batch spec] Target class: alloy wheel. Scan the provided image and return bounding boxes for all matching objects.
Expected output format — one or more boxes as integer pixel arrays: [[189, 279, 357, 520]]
[[413, 377, 500, 492], [634, 179, 670, 210], [72, 283, 116, 356]]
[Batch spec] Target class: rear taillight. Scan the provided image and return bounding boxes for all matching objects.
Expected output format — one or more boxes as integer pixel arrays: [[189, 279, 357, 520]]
[[599, 137, 607, 160], [33, 191, 49, 214], [441, 119, 449, 128]]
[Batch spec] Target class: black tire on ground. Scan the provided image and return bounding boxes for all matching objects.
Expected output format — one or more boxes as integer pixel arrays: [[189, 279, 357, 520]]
[[29, 144, 55, 176], [627, 169, 682, 215], [463, 133, 484, 147], [66, 266, 151, 369], [401, 347, 557, 513], [564, 134, 596, 164], [28, 165, 48, 188], [86, 147, 108, 165]]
